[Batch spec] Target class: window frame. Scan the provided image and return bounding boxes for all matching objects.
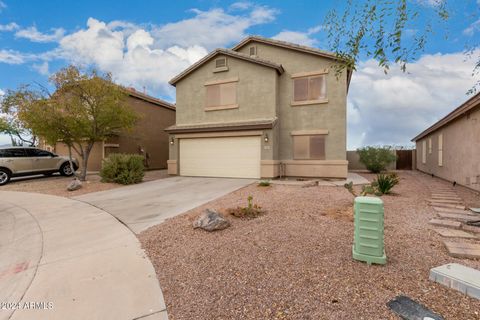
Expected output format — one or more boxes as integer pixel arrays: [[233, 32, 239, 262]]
[[438, 133, 443, 167], [422, 140, 427, 164], [292, 134, 326, 160], [204, 77, 239, 111], [291, 70, 328, 106]]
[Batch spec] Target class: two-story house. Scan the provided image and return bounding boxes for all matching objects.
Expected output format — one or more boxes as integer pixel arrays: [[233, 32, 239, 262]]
[[166, 36, 351, 179]]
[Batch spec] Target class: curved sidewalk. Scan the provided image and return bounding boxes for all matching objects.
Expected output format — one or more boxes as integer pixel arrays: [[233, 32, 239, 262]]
[[0, 191, 167, 320]]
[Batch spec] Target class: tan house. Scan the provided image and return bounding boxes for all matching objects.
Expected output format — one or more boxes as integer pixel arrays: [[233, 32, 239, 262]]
[[412, 92, 480, 191], [49, 88, 176, 172], [166, 36, 351, 179]]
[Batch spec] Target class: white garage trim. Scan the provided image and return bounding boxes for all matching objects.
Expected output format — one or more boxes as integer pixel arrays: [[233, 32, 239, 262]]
[[179, 136, 261, 178]]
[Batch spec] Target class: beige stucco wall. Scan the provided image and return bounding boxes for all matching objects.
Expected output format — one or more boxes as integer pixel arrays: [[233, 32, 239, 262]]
[[175, 55, 278, 125], [236, 42, 348, 161], [415, 106, 480, 191], [170, 41, 348, 178]]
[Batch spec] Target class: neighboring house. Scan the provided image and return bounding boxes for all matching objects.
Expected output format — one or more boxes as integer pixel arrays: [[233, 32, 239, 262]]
[[166, 36, 351, 179], [412, 92, 480, 191], [41, 88, 176, 171]]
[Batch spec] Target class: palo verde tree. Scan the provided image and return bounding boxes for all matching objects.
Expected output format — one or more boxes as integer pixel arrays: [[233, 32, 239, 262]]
[[12, 66, 138, 181], [323, 0, 452, 75]]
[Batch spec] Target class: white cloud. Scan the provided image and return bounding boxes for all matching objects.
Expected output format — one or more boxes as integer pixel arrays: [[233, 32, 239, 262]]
[[151, 6, 277, 50], [347, 51, 480, 149], [415, 0, 443, 6], [272, 25, 322, 47], [463, 19, 480, 36], [32, 61, 49, 76], [0, 88, 4, 96], [0, 49, 30, 64], [229, 2, 252, 11], [54, 6, 277, 98], [0, 22, 18, 31], [0, 1, 6, 12], [15, 26, 65, 42]]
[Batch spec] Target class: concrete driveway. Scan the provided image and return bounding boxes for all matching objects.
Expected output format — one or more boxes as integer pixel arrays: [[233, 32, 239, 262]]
[[74, 176, 253, 234], [0, 191, 166, 320]]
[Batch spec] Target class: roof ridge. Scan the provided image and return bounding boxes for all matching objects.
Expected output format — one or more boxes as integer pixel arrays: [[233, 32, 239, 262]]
[[231, 35, 339, 60], [169, 47, 284, 86]]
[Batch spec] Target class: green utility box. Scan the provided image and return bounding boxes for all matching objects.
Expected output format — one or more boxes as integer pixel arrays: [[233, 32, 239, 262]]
[[352, 196, 387, 265]]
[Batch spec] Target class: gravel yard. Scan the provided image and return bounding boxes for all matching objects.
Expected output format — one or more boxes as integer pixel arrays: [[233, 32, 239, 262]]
[[140, 171, 480, 320], [0, 169, 168, 197]]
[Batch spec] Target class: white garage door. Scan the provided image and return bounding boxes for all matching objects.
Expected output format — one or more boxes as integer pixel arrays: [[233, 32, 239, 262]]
[[180, 136, 261, 178]]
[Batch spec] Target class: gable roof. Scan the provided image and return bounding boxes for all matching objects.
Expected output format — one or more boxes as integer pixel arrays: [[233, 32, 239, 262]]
[[231, 35, 340, 61], [169, 48, 284, 86], [412, 92, 480, 141], [125, 88, 176, 111]]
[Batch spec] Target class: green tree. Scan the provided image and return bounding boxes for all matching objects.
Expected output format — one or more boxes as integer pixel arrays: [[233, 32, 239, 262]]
[[9, 66, 138, 181], [357, 146, 397, 173], [0, 88, 39, 146], [323, 0, 450, 74]]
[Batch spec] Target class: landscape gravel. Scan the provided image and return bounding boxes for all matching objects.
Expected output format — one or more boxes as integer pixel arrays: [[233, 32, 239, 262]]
[[140, 171, 480, 320], [0, 169, 168, 197]]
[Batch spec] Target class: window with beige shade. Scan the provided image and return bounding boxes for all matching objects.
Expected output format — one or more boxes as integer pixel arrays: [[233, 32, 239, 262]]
[[428, 138, 432, 154], [293, 74, 326, 103], [438, 133, 443, 166], [205, 81, 237, 110], [422, 140, 426, 164], [293, 135, 326, 160]]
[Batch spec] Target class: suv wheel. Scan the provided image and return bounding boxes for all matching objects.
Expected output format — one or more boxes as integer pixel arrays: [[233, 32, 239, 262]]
[[0, 168, 11, 186], [60, 162, 75, 176]]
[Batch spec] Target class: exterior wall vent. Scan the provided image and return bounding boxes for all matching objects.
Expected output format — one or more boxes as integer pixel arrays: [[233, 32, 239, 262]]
[[215, 57, 227, 68], [249, 46, 257, 57]]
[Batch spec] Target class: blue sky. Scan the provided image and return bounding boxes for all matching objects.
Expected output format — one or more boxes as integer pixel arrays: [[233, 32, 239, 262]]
[[0, 0, 479, 148]]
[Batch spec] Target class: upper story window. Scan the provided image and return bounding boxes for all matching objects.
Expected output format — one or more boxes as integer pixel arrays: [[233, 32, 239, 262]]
[[204, 77, 238, 111], [291, 70, 328, 106]]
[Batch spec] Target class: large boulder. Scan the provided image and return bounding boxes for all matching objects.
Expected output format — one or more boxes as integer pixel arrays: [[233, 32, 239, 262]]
[[193, 209, 230, 232], [67, 178, 82, 191]]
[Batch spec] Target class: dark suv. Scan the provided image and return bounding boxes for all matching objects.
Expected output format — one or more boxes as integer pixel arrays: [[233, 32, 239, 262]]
[[0, 147, 79, 185]]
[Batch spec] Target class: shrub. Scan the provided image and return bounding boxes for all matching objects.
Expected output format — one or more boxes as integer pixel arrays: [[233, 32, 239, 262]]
[[100, 153, 145, 185], [375, 173, 399, 194], [226, 195, 265, 218], [344, 181, 356, 196], [357, 146, 397, 173], [258, 180, 271, 187]]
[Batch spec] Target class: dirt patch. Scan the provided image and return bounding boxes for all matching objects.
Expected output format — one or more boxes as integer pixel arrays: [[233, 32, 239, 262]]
[[323, 204, 354, 222], [1, 169, 168, 197], [140, 171, 480, 320]]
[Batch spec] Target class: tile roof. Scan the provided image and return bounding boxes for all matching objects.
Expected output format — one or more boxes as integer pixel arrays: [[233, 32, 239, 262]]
[[125, 88, 176, 110], [231, 35, 340, 61], [165, 118, 278, 133], [168, 48, 284, 86]]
